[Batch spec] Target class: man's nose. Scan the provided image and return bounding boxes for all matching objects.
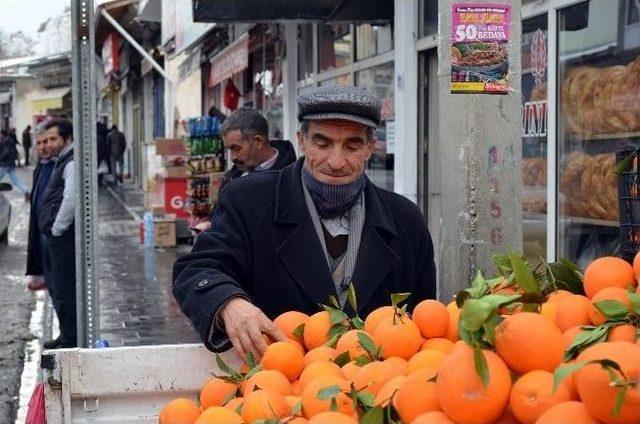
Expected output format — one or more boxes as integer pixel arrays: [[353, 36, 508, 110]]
[[326, 146, 346, 170]]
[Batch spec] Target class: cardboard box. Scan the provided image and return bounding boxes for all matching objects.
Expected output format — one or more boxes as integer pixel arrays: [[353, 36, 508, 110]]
[[155, 138, 186, 156], [165, 166, 188, 178], [153, 217, 176, 247]]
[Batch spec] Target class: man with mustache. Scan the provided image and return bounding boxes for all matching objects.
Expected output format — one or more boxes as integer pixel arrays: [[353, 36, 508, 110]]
[[173, 86, 437, 358], [192, 107, 296, 233]]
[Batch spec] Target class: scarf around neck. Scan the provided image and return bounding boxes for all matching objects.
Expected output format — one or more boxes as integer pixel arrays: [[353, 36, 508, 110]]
[[301, 166, 366, 219]]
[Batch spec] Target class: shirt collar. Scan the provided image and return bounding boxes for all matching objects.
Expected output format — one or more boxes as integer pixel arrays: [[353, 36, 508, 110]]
[[255, 148, 278, 171]]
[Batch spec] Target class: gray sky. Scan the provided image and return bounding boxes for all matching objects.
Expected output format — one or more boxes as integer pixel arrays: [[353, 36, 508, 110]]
[[0, 0, 67, 37]]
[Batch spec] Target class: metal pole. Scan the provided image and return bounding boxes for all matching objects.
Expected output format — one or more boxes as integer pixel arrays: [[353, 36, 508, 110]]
[[71, 0, 100, 348], [100, 9, 173, 82], [437, 0, 523, 302]]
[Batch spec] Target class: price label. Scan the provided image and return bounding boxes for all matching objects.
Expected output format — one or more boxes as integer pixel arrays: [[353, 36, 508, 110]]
[[455, 24, 478, 42]]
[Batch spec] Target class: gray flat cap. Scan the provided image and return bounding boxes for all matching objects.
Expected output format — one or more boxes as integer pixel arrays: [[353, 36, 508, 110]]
[[297, 85, 382, 128]]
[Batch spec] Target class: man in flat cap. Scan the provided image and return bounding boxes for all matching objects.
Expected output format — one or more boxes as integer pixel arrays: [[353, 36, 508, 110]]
[[173, 86, 436, 357]]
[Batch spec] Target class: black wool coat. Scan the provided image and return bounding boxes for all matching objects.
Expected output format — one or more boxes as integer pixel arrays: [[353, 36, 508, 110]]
[[173, 158, 437, 351], [26, 161, 44, 275]]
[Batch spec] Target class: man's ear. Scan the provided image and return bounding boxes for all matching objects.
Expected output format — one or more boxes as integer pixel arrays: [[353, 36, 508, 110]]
[[296, 131, 306, 154], [365, 137, 376, 160]]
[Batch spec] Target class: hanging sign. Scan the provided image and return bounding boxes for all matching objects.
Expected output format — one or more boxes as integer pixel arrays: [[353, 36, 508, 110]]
[[451, 4, 511, 94]]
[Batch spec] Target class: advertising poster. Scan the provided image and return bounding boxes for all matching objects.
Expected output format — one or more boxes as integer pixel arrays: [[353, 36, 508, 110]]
[[451, 4, 511, 94]]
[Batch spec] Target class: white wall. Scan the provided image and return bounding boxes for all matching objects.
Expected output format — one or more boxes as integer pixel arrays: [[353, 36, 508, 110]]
[[12, 77, 39, 133]]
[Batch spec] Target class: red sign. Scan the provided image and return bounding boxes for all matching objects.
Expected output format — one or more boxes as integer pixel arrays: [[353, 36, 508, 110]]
[[102, 33, 120, 75], [163, 177, 188, 218]]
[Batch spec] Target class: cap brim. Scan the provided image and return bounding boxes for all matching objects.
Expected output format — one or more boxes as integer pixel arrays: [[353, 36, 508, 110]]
[[300, 112, 378, 128]]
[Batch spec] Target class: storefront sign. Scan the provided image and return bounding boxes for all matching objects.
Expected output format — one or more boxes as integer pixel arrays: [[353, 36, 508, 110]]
[[522, 100, 547, 138], [208, 35, 249, 88], [450, 4, 511, 94], [102, 33, 120, 76]]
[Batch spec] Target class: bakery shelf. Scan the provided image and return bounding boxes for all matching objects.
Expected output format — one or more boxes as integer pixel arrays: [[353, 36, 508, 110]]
[[566, 131, 640, 142], [561, 216, 619, 227]]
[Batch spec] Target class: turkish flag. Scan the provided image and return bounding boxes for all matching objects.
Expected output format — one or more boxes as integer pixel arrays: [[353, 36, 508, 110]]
[[223, 79, 241, 111]]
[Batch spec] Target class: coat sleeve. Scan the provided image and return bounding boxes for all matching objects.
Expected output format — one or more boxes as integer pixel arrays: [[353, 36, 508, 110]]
[[408, 208, 438, 309], [172, 186, 252, 351]]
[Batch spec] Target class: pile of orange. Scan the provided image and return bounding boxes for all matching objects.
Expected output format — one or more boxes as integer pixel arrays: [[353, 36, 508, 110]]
[[159, 255, 640, 423]]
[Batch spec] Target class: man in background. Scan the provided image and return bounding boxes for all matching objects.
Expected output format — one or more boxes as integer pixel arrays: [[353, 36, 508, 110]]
[[39, 119, 77, 349], [22, 125, 32, 166], [0, 129, 30, 200], [107, 124, 126, 185], [25, 123, 55, 292]]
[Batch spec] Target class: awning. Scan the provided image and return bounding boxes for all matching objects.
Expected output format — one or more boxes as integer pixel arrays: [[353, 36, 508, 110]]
[[192, 0, 393, 23], [0, 92, 10, 104], [208, 34, 249, 87], [31, 87, 70, 111]]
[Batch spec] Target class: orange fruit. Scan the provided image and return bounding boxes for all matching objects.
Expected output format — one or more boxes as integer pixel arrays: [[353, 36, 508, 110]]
[[583, 257, 635, 299], [364, 306, 395, 335], [159, 398, 201, 424], [607, 324, 638, 343], [242, 389, 290, 423], [421, 337, 454, 354], [199, 378, 238, 410], [374, 375, 405, 406], [287, 418, 309, 424], [436, 344, 512, 424], [223, 397, 243, 414], [373, 316, 422, 360], [303, 311, 333, 350], [633, 251, 640, 280], [307, 411, 357, 424], [411, 411, 456, 423], [547, 290, 572, 304], [509, 370, 574, 424], [405, 367, 439, 385], [242, 369, 292, 396], [588, 287, 632, 325], [383, 356, 409, 375], [413, 300, 450, 339], [562, 326, 589, 350], [555, 294, 592, 332], [394, 380, 442, 423], [540, 302, 558, 323], [445, 302, 460, 341], [336, 329, 374, 361], [274, 311, 310, 342], [298, 361, 343, 391], [575, 341, 640, 424], [304, 346, 337, 366], [341, 361, 361, 380], [261, 341, 305, 382], [291, 380, 302, 396], [493, 406, 521, 424], [407, 349, 447, 374], [300, 375, 354, 418], [352, 361, 402, 395], [194, 407, 242, 424], [536, 401, 600, 424], [286, 395, 302, 415], [494, 312, 564, 374]]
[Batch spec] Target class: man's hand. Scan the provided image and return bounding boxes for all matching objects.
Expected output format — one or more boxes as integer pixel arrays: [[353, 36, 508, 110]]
[[192, 221, 212, 237], [220, 297, 287, 359]]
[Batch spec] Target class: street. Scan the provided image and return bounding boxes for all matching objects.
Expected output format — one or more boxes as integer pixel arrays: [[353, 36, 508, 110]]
[[0, 167, 198, 422]]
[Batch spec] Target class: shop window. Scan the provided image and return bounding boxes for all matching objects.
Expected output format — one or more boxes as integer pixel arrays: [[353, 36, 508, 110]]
[[521, 14, 548, 263], [319, 74, 352, 86], [319, 24, 352, 71], [420, 0, 438, 37], [298, 24, 314, 80], [356, 24, 393, 61], [557, 0, 640, 267], [356, 63, 395, 191]]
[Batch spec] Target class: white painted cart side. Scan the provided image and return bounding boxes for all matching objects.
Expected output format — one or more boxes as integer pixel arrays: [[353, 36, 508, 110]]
[[43, 344, 241, 423]]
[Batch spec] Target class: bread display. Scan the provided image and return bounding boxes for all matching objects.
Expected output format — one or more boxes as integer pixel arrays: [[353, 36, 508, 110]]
[[561, 55, 640, 137], [559, 152, 619, 221]]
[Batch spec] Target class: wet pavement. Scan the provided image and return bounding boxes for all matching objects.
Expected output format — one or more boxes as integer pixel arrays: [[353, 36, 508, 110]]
[[96, 185, 199, 347], [0, 169, 199, 422], [0, 166, 35, 423]]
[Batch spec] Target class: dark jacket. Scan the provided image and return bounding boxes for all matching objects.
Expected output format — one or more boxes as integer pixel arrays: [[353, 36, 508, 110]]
[[208, 139, 297, 220], [22, 129, 32, 149], [26, 160, 55, 275], [107, 129, 126, 158], [38, 148, 74, 237], [173, 158, 437, 352], [0, 137, 18, 167]]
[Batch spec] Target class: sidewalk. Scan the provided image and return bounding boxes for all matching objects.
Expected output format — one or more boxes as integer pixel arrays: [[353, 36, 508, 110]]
[[97, 183, 199, 347]]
